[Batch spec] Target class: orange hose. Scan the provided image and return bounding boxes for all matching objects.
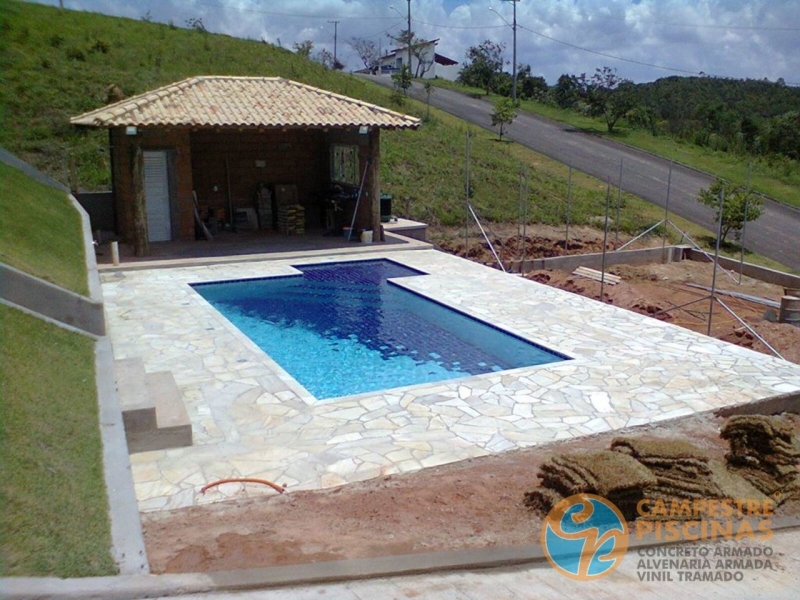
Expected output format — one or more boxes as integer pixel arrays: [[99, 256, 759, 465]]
[[200, 478, 285, 495]]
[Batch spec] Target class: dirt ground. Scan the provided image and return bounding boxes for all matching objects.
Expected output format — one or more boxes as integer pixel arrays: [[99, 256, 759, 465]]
[[525, 261, 800, 365], [142, 225, 800, 574], [143, 412, 800, 574], [431, 224, 799, 364]]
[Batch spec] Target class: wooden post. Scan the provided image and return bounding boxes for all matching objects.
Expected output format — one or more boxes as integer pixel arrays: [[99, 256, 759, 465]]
[[368, 128, 381, 240], [132, 143, 149, 257], [67, 154, 79, 194]]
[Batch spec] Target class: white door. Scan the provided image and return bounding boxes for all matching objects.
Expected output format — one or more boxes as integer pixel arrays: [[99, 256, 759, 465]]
[[143, 151, 171, 242]]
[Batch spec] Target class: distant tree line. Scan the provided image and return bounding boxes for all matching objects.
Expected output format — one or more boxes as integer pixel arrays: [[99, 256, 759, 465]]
[[457, 41, 800, 161]]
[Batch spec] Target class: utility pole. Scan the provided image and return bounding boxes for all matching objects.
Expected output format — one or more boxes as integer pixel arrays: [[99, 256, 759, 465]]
[[328, 20, 339, 65], [406, 0, 412, 78], [492, 1, 520, 103], [506, 0, 518, 104], [390, 1, 412, 76]]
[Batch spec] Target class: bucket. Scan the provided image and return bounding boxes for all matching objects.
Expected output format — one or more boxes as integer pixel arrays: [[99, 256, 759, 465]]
[[360, 229, 373, 244], [780, 295, 800, 326], [343, 226, 353, 240]]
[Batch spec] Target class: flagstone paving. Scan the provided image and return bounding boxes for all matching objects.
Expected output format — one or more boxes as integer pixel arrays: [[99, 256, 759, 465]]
[[100, 248, 800, 512]]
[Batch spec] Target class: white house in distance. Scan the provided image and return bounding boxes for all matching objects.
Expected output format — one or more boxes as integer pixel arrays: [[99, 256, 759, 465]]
[[378, 39, 459, 80]]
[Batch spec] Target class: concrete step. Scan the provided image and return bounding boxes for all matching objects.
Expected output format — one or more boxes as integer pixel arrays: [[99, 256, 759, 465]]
[[115, 359, 193, 454], [116, 357, 156, 433]]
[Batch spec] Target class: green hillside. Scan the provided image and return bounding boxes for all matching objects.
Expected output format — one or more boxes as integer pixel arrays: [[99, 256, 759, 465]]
[[0, 0, 657, 233]]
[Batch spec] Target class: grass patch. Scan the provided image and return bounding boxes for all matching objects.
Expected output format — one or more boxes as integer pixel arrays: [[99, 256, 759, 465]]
[[0, 304, 115, 577], [0, 163, 88, 295], [383, 106, 654, 235]]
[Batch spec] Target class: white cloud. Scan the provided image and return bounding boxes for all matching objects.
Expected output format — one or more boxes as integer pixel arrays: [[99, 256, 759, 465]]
[[33, 0, 800, 84]]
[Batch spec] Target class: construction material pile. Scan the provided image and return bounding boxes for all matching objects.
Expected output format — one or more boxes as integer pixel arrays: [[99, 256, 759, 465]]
[[611, 437, 723, 517], [721, 415, 800, 505], [523, 450, 656, 520], [277, 204, 304, 235]]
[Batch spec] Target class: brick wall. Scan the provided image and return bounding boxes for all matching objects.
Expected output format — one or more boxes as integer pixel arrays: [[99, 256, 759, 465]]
[[190, 129, 329, 229], [109, 126, 378, 241], [110, 127, 192, 242]]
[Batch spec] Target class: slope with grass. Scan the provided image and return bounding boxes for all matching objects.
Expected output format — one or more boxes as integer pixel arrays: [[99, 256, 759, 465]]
[[0, 303, 115, 577], [0, 162, 88, 295]]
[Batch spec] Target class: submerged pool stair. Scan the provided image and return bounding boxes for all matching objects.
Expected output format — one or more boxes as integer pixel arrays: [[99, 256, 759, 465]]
[[115, 357, 193, 453]]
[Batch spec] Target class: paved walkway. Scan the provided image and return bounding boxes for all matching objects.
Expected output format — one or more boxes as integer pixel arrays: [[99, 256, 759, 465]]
[[101, 247, 800, 512], [152, 526, 799, 599]]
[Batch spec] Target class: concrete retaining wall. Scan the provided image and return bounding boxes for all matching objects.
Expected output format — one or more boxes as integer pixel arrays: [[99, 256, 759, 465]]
[[507, 245, 686, 273], [686, 249, 800, 289], [508, 245, 800, 295], [715, 391, 800, 417], [0, 263, 106, 336]]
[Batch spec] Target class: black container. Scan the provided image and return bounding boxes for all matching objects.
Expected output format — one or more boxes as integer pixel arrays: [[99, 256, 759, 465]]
[[380, 193, 392, 222]]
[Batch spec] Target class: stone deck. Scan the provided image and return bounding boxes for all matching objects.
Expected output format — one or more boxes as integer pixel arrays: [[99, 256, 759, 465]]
[[100, 248, 800, 512]]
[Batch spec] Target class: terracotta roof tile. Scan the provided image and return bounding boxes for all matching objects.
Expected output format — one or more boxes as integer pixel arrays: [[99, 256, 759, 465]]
[[70, 76, 420, 130]]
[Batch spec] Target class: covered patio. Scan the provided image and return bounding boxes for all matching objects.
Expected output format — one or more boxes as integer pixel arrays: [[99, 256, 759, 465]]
[[71, 76, 420, 257]]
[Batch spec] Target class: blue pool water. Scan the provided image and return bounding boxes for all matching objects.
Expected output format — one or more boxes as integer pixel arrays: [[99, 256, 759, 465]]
[[192, 259, 568, 399]]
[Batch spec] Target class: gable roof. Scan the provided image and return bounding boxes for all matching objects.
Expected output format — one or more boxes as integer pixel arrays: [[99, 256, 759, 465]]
[[70, 76, 420, 130]]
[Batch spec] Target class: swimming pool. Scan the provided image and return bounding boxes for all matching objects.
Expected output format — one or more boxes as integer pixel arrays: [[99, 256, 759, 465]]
[[192, 259, 568, 399]]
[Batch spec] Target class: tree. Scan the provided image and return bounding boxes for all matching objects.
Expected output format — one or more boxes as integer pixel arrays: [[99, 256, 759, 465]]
[[349, 37, 380, 73], [387, 30, 433, 78], [457, 40, 505, 95], [553, 73, 580, 109], [314, 48, 344, 70], [697, 178, 763, 243], [516, 65, 548, 101], [491, 97, 517, 141], [293, 40, 314, 58], [185, 17, 207, 33], [765, 111, 800, 159], [392, 64, 412, 95], [579, 67, 638, 133], [423, 81, 434, 120]]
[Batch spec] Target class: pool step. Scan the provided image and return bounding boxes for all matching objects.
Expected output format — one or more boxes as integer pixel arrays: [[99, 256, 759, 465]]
[[115, 357, 193, 454]]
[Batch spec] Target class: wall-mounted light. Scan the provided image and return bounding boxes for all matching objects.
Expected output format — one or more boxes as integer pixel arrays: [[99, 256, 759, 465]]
[[125, 126, 138, 136], [359, 125, 369, 135]]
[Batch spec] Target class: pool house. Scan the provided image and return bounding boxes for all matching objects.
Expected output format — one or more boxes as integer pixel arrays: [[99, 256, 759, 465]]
[[71, 76, 420, 256]]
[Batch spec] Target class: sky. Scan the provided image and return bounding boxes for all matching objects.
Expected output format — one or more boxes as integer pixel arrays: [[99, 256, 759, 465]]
[[31, 0, 800, 85]]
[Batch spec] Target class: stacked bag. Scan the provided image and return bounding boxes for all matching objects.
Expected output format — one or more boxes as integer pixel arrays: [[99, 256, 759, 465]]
[[525, 415, 798, 521], [721, 415, 800, 505], [523, 450, 656, 520], [610, 437, 724, 518], [277, 204, 305, 235]]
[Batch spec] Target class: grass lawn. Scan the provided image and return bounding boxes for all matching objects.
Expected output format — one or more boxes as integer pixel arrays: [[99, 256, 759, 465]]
[[0, 162, 88, 296], [0, 303, 116, 577]]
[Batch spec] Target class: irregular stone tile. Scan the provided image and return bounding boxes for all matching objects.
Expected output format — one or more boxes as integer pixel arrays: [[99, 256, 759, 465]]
[[104, 249, 800, 511]]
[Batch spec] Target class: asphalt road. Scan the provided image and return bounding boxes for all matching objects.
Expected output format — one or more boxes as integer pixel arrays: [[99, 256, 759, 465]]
[[362, 75, 799, 271]]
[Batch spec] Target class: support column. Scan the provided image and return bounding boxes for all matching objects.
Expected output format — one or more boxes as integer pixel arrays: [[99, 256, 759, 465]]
[[368, 128, 381, 239], [132, 143, 149, 257]]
